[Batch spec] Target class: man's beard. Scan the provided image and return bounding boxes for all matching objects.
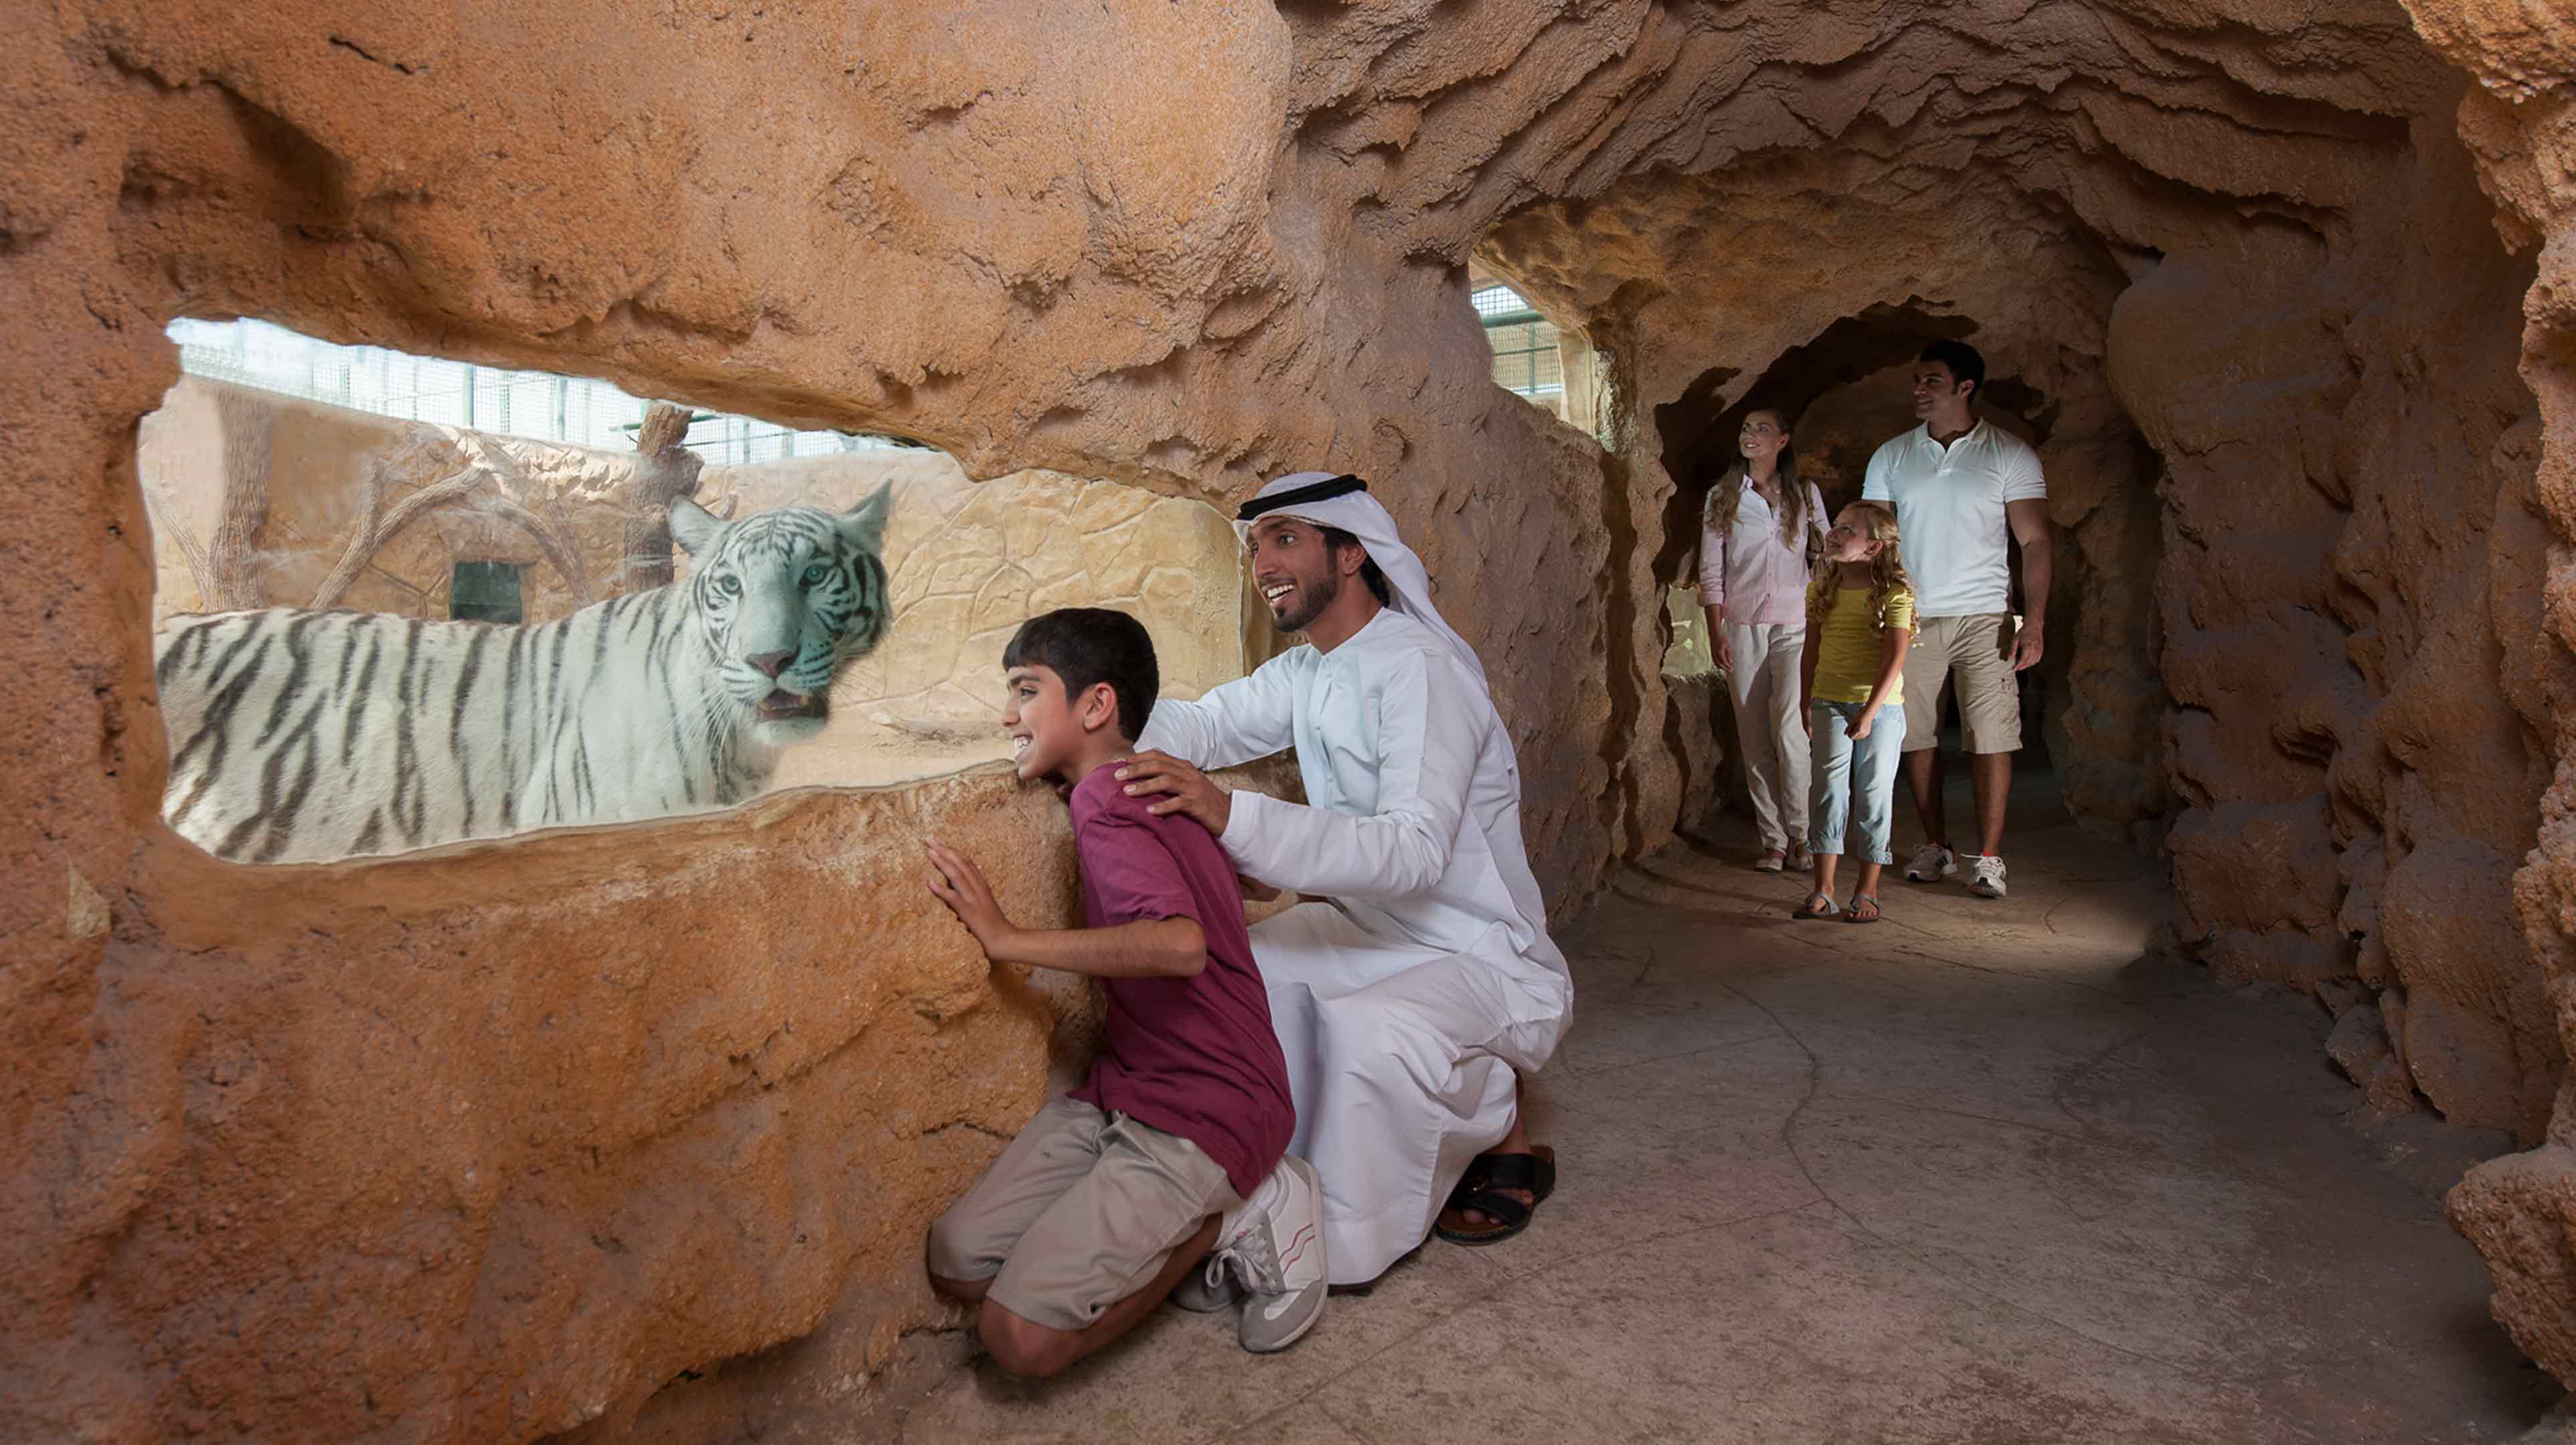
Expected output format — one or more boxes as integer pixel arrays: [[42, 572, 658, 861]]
[[1272, 567, 1341, 634]]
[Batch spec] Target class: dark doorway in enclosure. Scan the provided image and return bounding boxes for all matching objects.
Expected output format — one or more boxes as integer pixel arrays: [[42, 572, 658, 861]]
[[450, 560, 526, 623]]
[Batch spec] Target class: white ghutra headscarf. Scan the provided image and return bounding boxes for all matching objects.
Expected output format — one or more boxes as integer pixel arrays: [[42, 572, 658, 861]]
[[1235, 470, 1488, 688]]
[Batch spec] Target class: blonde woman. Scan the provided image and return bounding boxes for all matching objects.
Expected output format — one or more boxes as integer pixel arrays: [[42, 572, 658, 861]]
[[1695, 407, 1831, 872], [1794, 502, 1917, 923]]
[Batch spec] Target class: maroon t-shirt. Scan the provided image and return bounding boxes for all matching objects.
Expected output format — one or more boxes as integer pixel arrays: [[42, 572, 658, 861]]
[[1063, 762, 1293, 1198]]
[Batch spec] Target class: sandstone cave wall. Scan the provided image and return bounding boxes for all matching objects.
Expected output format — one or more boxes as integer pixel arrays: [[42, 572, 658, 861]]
[[2407, 0, 2576, 1389], [2108, 162, 2562, 1144]]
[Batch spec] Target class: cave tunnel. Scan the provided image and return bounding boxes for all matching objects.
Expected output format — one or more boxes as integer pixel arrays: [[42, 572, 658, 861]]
[[13, 1, 2576, 1440], [1644, 302, 2109, 791]]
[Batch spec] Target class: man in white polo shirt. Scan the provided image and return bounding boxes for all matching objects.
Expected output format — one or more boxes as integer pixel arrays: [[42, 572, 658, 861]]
[[1860, 340, 2053, 900]]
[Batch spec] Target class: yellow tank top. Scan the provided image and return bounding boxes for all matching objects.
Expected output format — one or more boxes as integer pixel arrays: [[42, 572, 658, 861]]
[[1809, 580, 1916, 703]]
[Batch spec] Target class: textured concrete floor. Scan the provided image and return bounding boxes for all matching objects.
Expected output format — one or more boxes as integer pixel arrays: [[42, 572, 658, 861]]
[[893, 784, 2561, 1443]]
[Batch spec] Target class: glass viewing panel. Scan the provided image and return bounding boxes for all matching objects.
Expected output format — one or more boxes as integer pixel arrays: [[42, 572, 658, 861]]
[[141, 323, 1245, 864]]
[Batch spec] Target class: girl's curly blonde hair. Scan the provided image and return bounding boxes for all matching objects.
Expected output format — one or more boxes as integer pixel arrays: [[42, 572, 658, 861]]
[[1807, 500, 1914, 630]]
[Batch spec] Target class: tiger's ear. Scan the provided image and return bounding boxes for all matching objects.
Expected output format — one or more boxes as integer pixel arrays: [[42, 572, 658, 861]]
[[840, 481, 893, 555], [670, 496, 724, 556]]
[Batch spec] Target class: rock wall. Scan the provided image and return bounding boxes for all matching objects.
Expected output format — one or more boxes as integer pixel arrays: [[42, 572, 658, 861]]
[[2407, 0, 2576, 1391], [2109, 187, 2557, 1141], [13, 0, 2576, 1437]]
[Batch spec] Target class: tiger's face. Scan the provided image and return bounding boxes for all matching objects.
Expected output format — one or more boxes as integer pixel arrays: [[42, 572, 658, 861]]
[[672, 482, 893, 745]]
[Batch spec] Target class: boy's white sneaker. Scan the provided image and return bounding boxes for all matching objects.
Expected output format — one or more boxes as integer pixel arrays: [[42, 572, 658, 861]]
[[1968, 854, 2008, 898], [1904, 842, 1956, 884], [1210, 1154, 1327, 1353]]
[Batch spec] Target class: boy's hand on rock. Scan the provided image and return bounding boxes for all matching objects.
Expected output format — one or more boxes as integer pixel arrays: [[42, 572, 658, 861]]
[[1115, 752, 1231, 836], [925, 839, 1018, 961]]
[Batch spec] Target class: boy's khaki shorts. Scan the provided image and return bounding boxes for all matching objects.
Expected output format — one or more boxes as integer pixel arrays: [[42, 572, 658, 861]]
[[1900, 613, 2023, 755], [926, 1096, 1238, 1333]]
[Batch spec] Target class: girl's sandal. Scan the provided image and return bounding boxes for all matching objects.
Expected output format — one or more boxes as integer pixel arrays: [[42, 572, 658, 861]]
[[1794, 891, 1841, 921], [1845, 894, 1881, 924]]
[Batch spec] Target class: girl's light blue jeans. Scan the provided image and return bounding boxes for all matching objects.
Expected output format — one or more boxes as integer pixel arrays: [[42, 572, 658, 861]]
[[1809, 699, 1907, 865]]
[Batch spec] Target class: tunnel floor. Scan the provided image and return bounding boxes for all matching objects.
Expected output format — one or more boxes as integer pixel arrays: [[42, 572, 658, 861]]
[[891, 779, 2557, 1443]]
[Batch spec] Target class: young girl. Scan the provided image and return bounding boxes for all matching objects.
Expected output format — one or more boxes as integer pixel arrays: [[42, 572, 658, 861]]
[[1794, 502, 1916, 923], [1695, 407, 1831, 874]]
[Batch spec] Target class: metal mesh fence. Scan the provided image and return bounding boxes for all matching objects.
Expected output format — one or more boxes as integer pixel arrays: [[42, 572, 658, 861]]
[[1471, 286, 1563, 402], [167, 318, 913, 462]]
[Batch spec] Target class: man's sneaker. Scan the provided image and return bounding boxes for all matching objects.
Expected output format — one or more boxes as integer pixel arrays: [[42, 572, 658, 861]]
[[1168, 1252, 1241, 1314], [1968, 854, 2008, 898], [1212, 1155, 1327, 1353], [1904, 842, 1956, 884]]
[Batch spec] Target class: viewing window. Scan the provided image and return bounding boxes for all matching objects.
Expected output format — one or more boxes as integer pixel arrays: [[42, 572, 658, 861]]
[[140, 323, 1246, 864]]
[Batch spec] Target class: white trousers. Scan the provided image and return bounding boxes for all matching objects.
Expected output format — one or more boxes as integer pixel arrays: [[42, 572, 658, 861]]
[[1250, 902, 1569, 1285], [1722, 621, 1811, 853]]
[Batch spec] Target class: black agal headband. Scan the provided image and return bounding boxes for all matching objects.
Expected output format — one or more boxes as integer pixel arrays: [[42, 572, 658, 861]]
[[1237, 474, 1368, 521]]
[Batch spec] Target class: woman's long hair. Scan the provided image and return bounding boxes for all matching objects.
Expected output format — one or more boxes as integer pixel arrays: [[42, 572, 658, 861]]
[[1704, 409, 1808, 550], [1809, 500, 1913, 630]]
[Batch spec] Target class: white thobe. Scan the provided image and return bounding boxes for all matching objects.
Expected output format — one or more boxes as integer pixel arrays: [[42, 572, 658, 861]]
[[1137, 607, 1573, 1284]]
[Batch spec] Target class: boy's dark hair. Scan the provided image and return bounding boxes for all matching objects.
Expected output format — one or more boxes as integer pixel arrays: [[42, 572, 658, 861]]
[[1315, 526, 1394, 606], [1003, 608, 1160, 743], [1918, 339, 1986, 401]]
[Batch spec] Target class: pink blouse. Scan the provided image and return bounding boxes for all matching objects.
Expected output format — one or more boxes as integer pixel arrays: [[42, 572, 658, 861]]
[[1696, 477, 1829, 627]]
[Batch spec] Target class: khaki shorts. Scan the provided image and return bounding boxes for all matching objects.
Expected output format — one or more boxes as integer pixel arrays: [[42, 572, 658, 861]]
[[925, 1096, 1238, 1333], [1900, 613, 2023, 755]]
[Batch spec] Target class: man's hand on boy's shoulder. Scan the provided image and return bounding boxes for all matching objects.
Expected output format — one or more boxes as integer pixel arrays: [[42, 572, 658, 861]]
[[925, 839, 1020, 961], [1113, 751, 1232, 836]]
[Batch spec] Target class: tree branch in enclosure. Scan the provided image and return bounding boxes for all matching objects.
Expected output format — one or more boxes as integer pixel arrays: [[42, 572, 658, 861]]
[[308, 438, 482, 609], [144, 488, 221, 609], [207, 386, 276, 609], [308, 430, 600, 612], [470, 441, 592, 604], [622, 401, 705, 591]]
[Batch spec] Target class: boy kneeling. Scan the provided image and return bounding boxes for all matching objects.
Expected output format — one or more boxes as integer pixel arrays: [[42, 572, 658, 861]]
[[923, 608, 1325, 1376]]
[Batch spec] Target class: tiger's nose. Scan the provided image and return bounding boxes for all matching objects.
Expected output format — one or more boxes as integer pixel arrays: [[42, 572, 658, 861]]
[[747, 650, 795, 678]]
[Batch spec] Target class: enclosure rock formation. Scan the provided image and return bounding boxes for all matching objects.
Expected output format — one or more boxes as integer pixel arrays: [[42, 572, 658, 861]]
[[2405, 0, 2576, 1389], [12, 0, 2576, 1438]]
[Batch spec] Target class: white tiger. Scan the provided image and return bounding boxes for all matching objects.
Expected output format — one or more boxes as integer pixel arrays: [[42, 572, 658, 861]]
[[153, 486, 894, 865]]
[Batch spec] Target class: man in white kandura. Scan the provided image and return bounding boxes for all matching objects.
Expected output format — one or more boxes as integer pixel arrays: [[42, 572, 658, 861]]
[[1115, 471, 1573, 1288]]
